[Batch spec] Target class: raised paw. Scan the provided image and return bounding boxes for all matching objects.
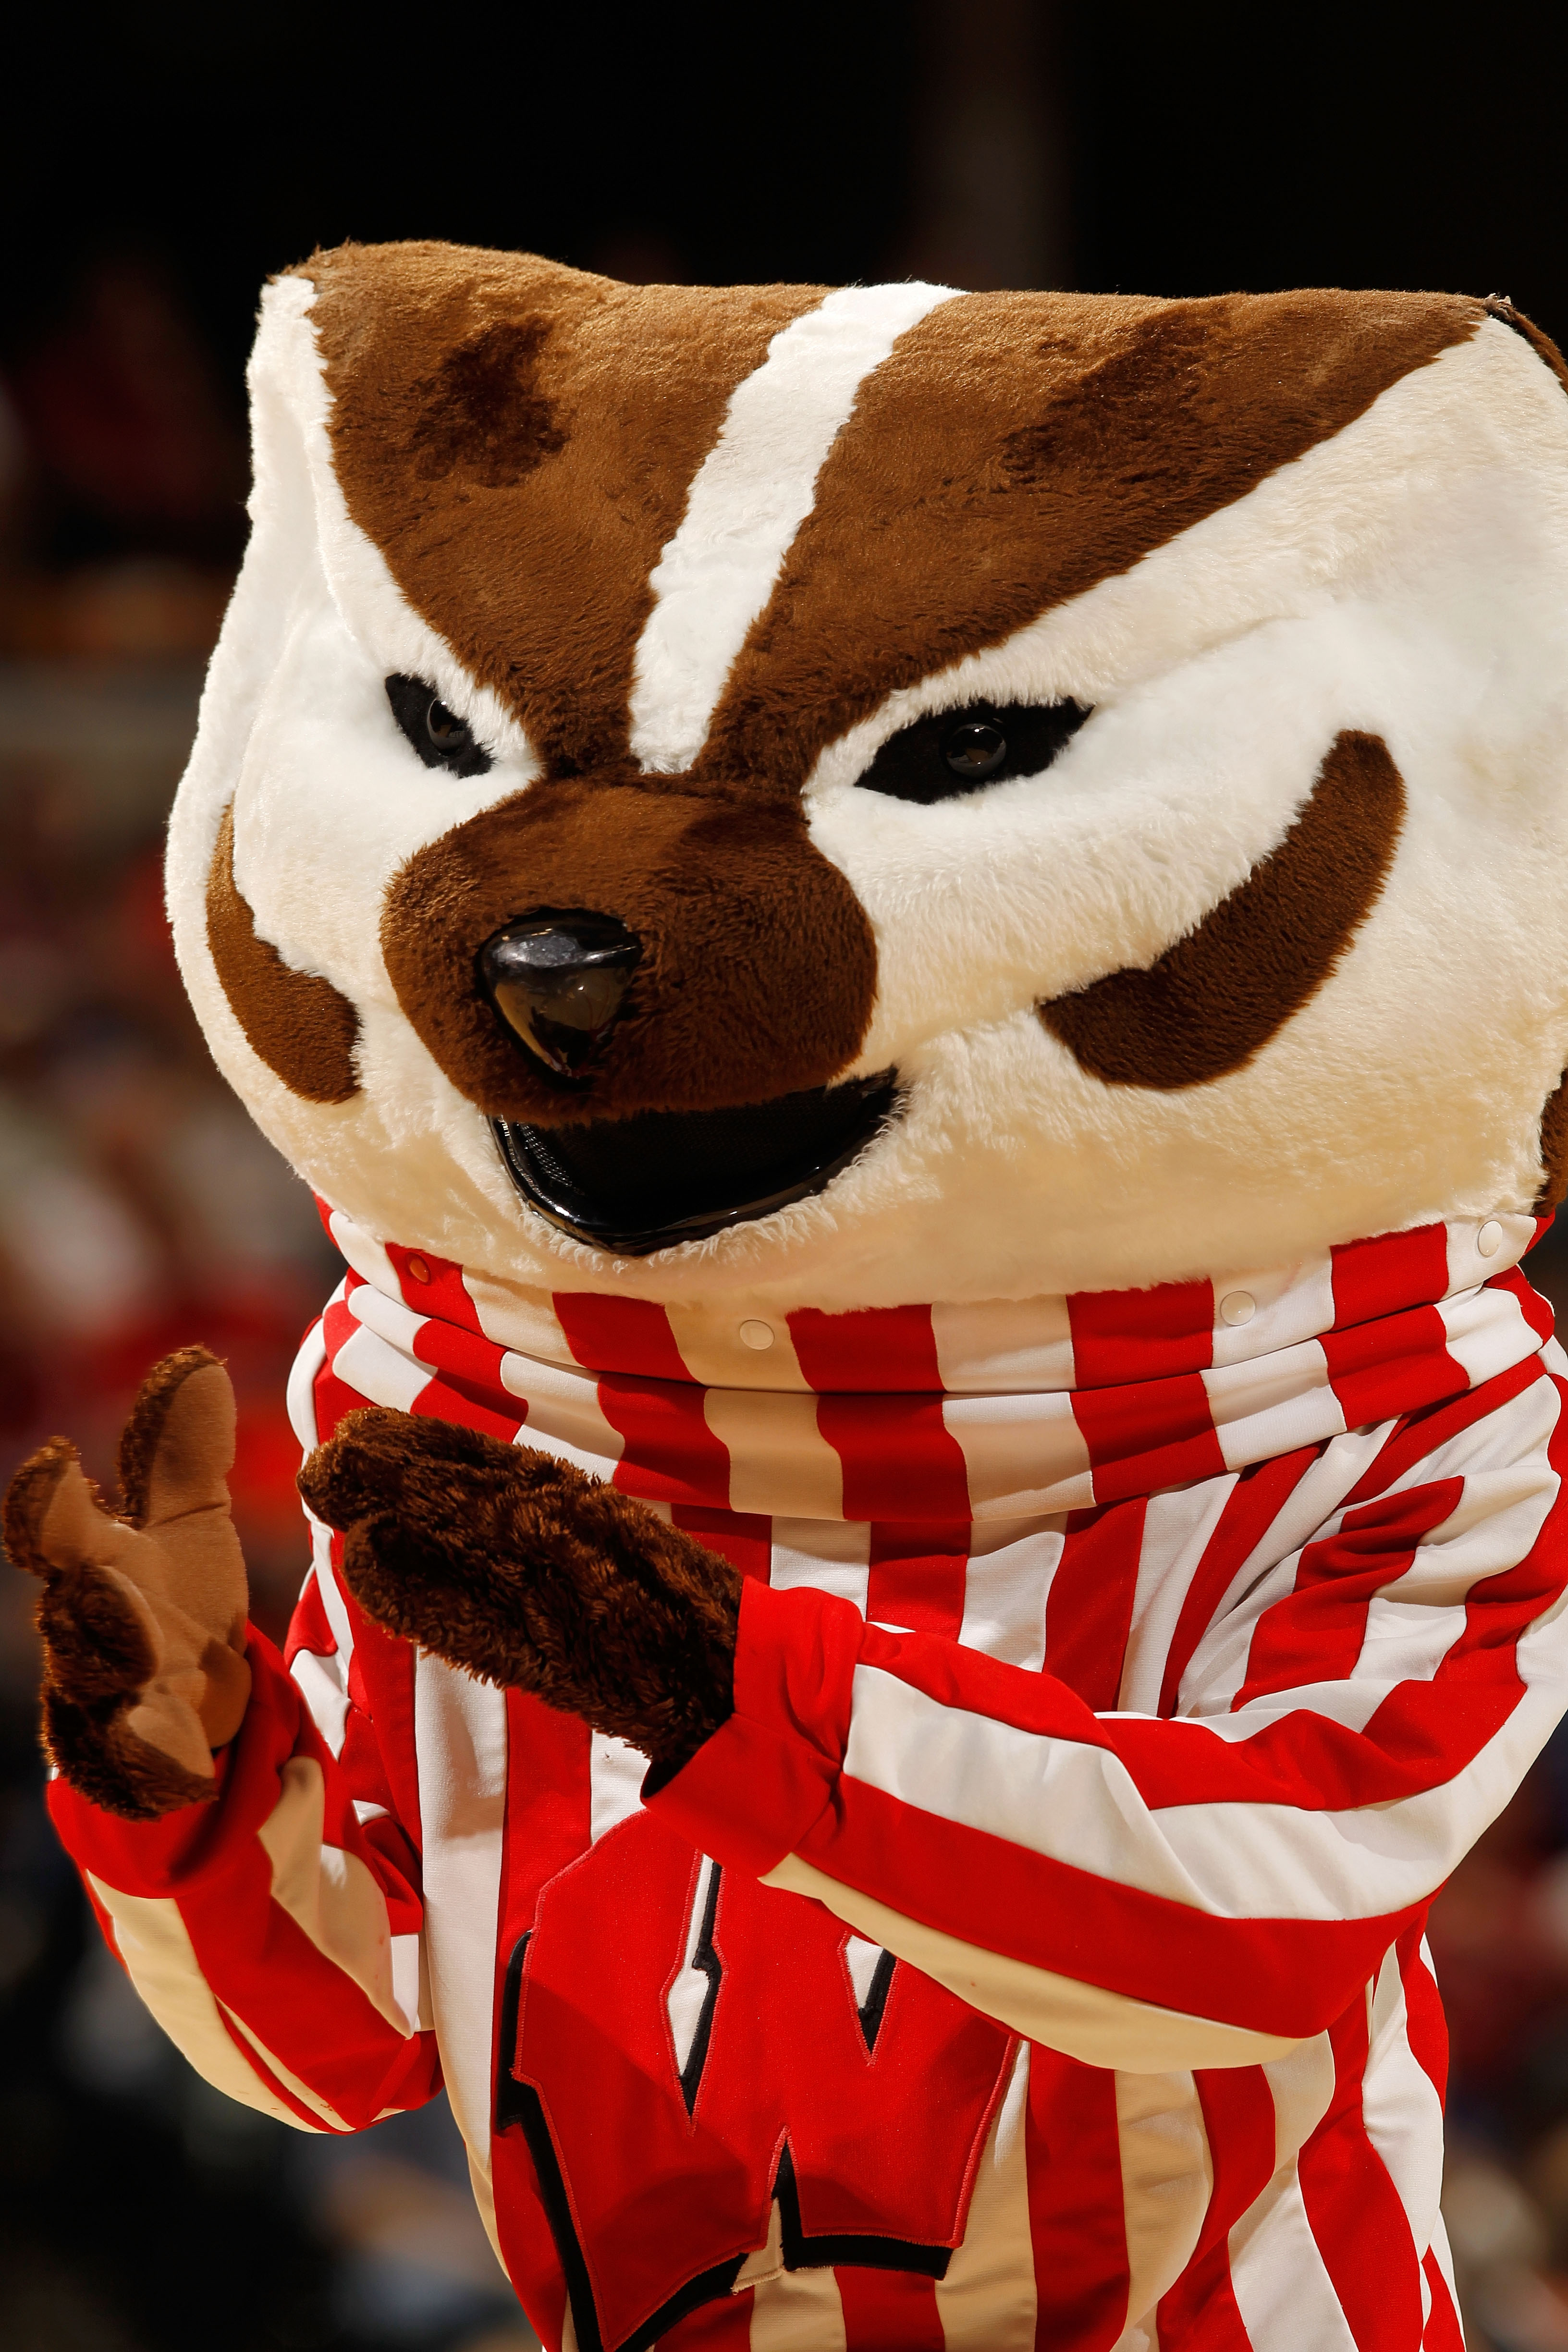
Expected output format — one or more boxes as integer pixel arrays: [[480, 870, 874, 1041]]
[[300, 1409, 741, 1769], [3, 1348, 252, 1820]]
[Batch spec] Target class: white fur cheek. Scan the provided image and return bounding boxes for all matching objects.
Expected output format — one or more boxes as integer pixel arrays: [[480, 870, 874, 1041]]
[[226, 587, 537, 1012], [813, 598, 1489, 1073]]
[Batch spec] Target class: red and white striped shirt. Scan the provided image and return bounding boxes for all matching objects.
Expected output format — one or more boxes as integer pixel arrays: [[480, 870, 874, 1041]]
[[52, 1208, 1568, 2351]]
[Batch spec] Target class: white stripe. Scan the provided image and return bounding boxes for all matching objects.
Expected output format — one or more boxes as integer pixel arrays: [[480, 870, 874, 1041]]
[[942, 1386, 1094, 1518], [1115, 2070, 1213, 2337], [86, 1874, 319, 2131], [667, 1853, 720, 2076], [705, 1384, 843, 1518], [1445, 1213, 1534, 1295], [1362, 1944, 1445, 2263], [1118, 1480, 1234, 1714], [332, 1318, 432, 1413], [842, 1652, 1565, 1923], [932, 1294, 1076, 1394], [414, 1656, 507, 2166], [1228, 2037, 1353, 2351], [934, 2041, 1036, 2349], [763, 1853, 1297, 2070], [255, 1753, 409, 2033], [290, 1646, 350, 1758], [628, 281, 958, 773], [497, 1348, 622, 1475], [956, 1520, 1065, 1669], [1439, 1279, 1542, 1390], [589, 1729, 646, 1843], [286, 1311, 330, 1451], [770, 1517, 871, 1614]]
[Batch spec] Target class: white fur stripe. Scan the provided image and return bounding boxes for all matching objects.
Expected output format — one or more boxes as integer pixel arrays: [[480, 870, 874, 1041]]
[[627, 281, 959, 773]]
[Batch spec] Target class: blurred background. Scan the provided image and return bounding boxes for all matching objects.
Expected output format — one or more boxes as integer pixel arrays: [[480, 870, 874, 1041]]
[[1, 2, 1567, 2345]]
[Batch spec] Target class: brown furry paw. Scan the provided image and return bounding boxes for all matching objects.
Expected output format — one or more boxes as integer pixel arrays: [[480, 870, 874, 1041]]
[[3, 1349, 253, 1821], [300, 1409, 741, 1770]]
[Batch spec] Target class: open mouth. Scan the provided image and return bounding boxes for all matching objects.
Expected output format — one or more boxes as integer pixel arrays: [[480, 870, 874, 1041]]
[[492, 1072, 900, 1255]]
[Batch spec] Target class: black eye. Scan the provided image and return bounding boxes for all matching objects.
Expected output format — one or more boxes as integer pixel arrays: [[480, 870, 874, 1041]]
[[385, 674, 493, 778], [943, 718, 1008, 781], [858, 698, 1090, 806]]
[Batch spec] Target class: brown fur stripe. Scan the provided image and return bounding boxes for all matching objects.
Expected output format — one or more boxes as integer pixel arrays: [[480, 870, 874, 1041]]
[[206, 804, 360, 1103], [297, 241, 825, 774], [696, 289, 1488, 791], [1040, 730, 1405, 1089]]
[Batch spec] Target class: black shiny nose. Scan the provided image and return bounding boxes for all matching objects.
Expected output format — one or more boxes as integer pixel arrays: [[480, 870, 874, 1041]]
[[479, 909, 642, 1080]]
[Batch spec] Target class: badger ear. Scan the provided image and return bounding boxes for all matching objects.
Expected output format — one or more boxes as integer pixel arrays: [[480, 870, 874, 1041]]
[[205, 802, 360, 1104]]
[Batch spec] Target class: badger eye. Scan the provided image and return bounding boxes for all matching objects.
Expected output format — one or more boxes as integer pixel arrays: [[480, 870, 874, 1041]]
[[858, 698, 1090, 806], [943, 718, 1008, 781], [385, 674, 493, 778]]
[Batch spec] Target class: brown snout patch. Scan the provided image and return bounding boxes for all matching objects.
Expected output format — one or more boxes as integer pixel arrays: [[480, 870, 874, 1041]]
[[380, 784, 878, 1122], [206, 805, 361, 1103], [1040, 730, 1405, 1089]]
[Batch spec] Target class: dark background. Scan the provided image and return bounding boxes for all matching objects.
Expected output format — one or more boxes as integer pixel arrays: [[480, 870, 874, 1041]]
[[2, 6, 1568, 2349]]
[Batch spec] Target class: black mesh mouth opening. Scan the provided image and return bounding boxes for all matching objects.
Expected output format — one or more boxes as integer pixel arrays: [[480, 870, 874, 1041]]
[[492, 1072, 901, 1255]]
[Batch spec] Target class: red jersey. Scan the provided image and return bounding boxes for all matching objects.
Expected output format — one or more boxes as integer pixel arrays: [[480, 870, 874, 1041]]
[[51, 1207, 1568, 2351]]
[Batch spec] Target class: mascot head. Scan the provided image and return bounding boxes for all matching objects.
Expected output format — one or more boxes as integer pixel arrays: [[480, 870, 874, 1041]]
[[167, 242, 1568, 1311]]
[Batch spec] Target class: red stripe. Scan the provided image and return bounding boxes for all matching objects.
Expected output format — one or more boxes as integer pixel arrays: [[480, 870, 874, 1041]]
[[1156, 2253, 1255, 2352], [866, 1521, 970, 1634], [1156, 2064, 1275, 2350], [1322, 1303, 1461, 1430], [386, 1239, 482, 1330], [1342, 1355, 1546, 1508], [315, 1294, 375, 1442], [788, 1302, 945, 1391], [554, 1292, 732, 1505], [1398, 1927, 1447, 2105], [672, 1504, 773, 1583], [798, 1781, 1419, 2038], [835, 2267, 944, 2349], [212, 2000, 344, 2132], [1068, 1277, 1215, 1386], [1158, 1448, 1322, 1715], [1071, 1372, 1227, 1504], [554, 1291, 694, 1379], [850, 1609, 1534, 1813], [816, 1392, 972, 1520], [284, 1570, 336, 1666], [1296, 1994, 1425, 2352], [1026, 2046, 1129, 2351], [1493, 1262, 1554, 1347], [1331, 1224, 1450, 1325], [1420, 2250, 1464, 2351], [1232, 1476, 1463, 1708], [407, 1368, 524, 1443], [1044, 1501, 1147, 1709]]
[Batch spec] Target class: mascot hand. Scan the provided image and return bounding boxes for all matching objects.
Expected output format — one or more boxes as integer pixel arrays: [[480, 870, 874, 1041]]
[[3, 1348, 253, 1820], [300, 1410, 741, 1772]]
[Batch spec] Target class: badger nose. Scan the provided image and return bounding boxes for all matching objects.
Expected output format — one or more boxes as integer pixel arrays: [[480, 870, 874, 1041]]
[[479, 909, 642, 1079]]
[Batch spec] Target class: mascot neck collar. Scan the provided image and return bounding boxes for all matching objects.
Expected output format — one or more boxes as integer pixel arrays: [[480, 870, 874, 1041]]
[[313, 1205, 1552, 1522]]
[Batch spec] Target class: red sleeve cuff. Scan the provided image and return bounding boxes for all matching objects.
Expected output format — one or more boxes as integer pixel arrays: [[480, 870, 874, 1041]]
[[48, 1627, 316, 1897], [643, 1577, 863, 1876]]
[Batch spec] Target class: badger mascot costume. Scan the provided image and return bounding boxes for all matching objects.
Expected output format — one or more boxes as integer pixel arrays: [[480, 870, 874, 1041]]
[[12, 243, 1568, 2352]]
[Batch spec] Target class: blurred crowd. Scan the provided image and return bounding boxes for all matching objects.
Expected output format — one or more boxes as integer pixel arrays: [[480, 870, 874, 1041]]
[[6, 120, 1568, 2351], [0, 259, 533, 2352]]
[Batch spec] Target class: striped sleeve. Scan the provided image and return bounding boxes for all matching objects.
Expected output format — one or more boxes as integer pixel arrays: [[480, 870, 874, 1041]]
[[648, 1360, 1568, 2072], [48, 1597, 441, 2135]]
